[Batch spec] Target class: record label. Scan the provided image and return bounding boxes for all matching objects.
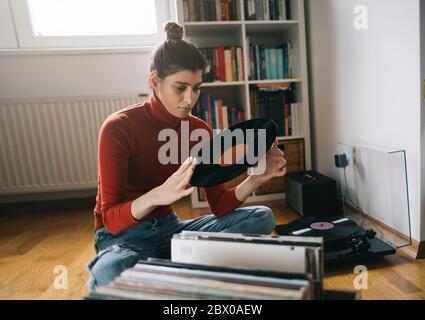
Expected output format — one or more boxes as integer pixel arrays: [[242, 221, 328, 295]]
[[310, 222, 334, 231], [218, 144, 249, 167]]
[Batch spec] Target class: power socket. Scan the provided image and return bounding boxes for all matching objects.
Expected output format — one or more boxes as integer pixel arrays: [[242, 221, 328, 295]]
[[344, 146, 355, 164], [335, 153, 348, 168], [335, 145, 357, 168]]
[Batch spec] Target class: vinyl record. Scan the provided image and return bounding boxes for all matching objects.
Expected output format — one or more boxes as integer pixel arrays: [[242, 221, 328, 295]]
[[190, 119, 277, 187], [275, 216, 362, 242]]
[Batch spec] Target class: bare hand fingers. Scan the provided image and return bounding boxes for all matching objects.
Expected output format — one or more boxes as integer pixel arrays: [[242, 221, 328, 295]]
[[178, 160, 197, 187], [276, 167, 288, 176], [278, 149, 284, 157], [272, 149, 283, 158], [271, 157, 286, 171], [175, 156, 193, 176], [183, 186, 195, 197]]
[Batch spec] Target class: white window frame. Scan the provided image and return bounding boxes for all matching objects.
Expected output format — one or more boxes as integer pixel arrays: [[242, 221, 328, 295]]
[[8, 0, 172, 49]]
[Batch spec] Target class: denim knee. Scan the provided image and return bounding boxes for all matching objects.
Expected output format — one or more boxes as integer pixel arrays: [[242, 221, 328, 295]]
[[253, 206, 276, 234], [87, 244, 140, 292]]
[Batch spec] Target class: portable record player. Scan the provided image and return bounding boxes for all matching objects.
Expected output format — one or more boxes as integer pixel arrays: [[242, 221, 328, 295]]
[[276, 143, 412, 265]]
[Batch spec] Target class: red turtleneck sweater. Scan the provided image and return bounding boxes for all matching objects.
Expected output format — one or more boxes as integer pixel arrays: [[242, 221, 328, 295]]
[[94, 94, 244, 235]]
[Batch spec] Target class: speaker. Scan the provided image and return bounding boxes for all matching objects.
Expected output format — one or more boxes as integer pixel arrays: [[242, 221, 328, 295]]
[[285, 170, 338, 217]]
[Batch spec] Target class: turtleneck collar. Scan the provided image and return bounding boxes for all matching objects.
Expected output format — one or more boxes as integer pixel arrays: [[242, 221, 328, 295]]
[[146, 92, 188, 129]]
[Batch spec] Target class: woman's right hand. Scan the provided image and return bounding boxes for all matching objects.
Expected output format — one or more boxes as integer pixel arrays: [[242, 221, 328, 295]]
[[152, 156, 198, 206]]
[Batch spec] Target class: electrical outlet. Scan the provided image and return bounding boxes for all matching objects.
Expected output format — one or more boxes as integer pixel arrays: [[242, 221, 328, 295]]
[[344, 146, 355, 165]]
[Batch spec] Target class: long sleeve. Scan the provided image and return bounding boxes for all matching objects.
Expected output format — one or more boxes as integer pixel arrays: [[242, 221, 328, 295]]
[[203, 185, 244, 217], [97, 114, 138, 235]]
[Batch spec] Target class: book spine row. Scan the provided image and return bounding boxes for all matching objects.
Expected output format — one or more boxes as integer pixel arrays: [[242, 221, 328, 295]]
[[250, 88, 301, 137], [244, 0, 291, 21], [247, 41, 294, 80], [183, 0, 238, 22], [200, 47, 245, 82], [193, 91, 246, 129]]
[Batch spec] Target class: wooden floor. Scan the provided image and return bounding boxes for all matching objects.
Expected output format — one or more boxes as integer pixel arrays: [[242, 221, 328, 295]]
[[0, 196, 424, 300]]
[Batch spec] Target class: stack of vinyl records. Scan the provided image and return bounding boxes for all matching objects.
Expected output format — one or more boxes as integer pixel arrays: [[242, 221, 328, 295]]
[[86, 232, 324, 300], [87, 258, 312, 300]]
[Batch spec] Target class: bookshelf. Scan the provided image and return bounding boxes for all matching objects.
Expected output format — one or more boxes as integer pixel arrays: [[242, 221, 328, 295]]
[[176, 0, 312, 208]]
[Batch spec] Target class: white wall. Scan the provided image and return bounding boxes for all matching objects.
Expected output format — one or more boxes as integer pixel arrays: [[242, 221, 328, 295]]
[[306, 0, 422, 241], [0, 51, 152, 98]]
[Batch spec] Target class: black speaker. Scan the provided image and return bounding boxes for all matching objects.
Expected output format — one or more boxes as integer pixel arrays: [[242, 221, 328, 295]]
[[285, 170, 338, 217]]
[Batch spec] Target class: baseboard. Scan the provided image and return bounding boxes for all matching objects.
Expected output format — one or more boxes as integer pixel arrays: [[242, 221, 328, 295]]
[[0, 189, 97, 204], [416, 241, 425, 259], [0, 190, 96, 214]]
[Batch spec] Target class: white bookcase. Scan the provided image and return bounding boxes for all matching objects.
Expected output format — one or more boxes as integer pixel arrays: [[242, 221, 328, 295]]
[[175, 0, 312, 208]]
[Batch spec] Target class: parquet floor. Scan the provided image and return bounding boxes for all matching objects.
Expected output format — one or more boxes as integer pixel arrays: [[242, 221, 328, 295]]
[[0, 197, 423, 300]]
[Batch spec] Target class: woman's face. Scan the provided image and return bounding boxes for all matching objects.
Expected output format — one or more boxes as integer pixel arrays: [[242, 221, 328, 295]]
[[150, 69, 203, 119]]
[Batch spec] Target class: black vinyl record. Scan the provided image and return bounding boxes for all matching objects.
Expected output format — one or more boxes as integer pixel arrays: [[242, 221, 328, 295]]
[[190, 119, 277, 187], [275, 216, 362, 242]]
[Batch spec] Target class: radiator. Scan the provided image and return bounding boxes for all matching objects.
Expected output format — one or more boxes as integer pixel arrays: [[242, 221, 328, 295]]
[[0, 93, 148, 198]]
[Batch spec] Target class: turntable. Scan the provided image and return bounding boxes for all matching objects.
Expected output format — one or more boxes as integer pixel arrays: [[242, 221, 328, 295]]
[[275, 216, 396, 265], [276, 143, 412, 265]]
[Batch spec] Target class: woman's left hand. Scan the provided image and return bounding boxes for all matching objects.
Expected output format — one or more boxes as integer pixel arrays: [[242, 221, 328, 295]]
[[250, 138, 287, 185]]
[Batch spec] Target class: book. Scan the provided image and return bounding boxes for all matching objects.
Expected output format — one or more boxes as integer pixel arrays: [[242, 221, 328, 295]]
[[222, 105, 229, 129], [201, 46, 244, 82], [291, 102, 301, 136], [224, 49, 233, 81], [183, 0, 238, 22], [192, 91, 244, 129], [243, 0, 290, 20], [249, 84, 294, 136]]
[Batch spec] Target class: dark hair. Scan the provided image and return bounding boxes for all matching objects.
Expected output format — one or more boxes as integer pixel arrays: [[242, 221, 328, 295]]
[[150, 21, 210, 79]]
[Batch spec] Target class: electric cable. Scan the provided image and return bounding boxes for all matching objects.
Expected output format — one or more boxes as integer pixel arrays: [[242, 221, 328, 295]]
[[342, 167, 384, 238]]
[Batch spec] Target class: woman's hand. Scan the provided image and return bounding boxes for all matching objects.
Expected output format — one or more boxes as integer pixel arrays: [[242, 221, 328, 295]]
[[235, 139, 287, 202], [250, 139, 287, 185], [152, 156, 197, 206]]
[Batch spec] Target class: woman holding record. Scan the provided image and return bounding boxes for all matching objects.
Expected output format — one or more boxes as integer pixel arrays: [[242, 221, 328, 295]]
[[87, 21, 287, 291]]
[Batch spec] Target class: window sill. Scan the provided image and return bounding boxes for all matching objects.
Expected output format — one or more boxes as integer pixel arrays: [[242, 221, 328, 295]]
[[0, 46, 154, 56]]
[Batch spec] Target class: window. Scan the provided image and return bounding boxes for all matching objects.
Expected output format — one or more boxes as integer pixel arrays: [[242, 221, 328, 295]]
[[7, 0, 172, 49], [0, 0, 18, 48], [27, 0, 158, 37]]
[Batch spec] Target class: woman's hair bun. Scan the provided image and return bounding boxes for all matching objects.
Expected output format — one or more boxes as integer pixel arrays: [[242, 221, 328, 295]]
[[164, 21, 184, 41]]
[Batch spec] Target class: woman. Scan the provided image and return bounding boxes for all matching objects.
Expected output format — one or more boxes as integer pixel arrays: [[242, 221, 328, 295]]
[[87, 21, 287, 291]]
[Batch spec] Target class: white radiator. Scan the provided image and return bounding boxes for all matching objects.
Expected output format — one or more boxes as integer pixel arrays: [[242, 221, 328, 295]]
[[0, 93, 148, 198]]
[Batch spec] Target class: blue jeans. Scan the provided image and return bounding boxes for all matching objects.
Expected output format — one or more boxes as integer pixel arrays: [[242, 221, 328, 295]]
[[86, 205, 275, 292]]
